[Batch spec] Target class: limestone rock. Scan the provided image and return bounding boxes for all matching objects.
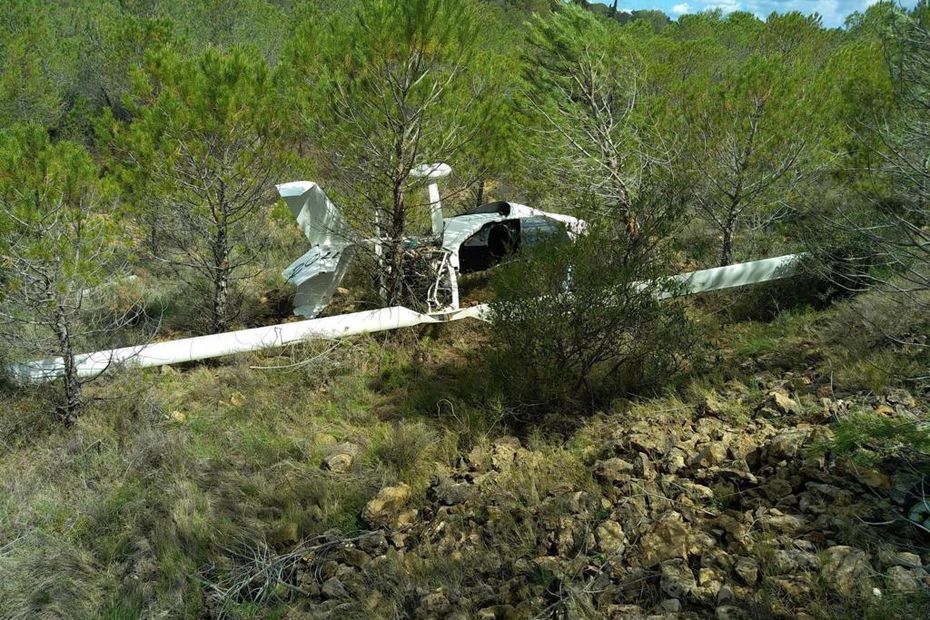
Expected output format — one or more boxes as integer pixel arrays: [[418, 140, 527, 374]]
[[321, 577, 348, 599], [715, 605, 747, 620], [699, 567, 723, 587], [728, 434, 759, 462], [857, 467, 892, 490], [820, 545, 874, 599], [466, 444, 493, 472], [663, 448, 688, 474], [596, 520, 626, 557], [429, 475, 472, 506], [627, 431, 667, 456], [313, 432, 337, 446], [699, 392, 728, 417], [760, 510, 808, 535], [678, 481, 715, 501], [767, 428, 812, 459], [762, 478, 793, 500], [687, 530, 717, 556], [768, 390, 802, 416], [477, 605, 516, 619], [418, 588, 452, 616], [595, 458, 635, 485], [879, 549, 923, 569], [697, 442, 729, 468], [362, 483, 412, 528], [660, 558, 696, 599], [766, 576, 811, 598], [633, 452, 656, 480], [395, 509, 418, 527], [358, 531, 387, 555], [492, 437, 521, 470], [322, 442, 360, 473], [885, 566, 924, 594], [716, 584, 734, 604], [770, 549, 817, 574], [322, 452, 353, 473], [340, 547, 370, 569], [640, 511, 690, 566], [734, 556, 759, 585]]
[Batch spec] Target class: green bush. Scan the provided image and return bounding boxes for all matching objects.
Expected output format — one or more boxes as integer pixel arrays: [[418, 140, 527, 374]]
[[486, 223, 693, 414], [829, 410, 930, 467]]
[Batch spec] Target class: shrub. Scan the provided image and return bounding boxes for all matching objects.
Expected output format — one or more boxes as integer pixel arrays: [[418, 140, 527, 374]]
[[486, 223, 693, 414], [825, 285, 930, 391], [829, 411, 930, 467]]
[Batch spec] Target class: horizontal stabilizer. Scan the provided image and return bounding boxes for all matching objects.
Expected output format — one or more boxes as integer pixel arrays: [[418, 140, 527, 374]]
[[283, 246, 357, 318], [278, 182, 358, 318]]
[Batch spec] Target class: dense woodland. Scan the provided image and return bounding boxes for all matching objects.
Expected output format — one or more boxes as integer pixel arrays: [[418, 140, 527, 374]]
[[1, 0, 929, 618]]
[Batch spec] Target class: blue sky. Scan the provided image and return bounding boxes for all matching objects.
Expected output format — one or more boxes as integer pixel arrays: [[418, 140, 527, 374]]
[[594, 0, 916, 28]]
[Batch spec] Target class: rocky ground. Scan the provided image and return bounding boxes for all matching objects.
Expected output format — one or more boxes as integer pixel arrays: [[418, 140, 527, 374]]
[[234, 373, 930, 619], [7, 297, 924, 619]]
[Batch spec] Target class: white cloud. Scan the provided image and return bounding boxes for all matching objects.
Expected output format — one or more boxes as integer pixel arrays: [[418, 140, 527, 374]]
[[663, 0, 918, 27], [702, 0, 742, 13], [713, 0, 915, 27]]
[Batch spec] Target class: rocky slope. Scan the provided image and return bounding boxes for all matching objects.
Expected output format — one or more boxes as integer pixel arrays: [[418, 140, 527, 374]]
[[262, 379, 929, 619]]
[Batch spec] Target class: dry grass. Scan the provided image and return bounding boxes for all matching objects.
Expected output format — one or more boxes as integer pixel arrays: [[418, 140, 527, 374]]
[[0, 334, 452, 617], [0, 284, 927, 617]]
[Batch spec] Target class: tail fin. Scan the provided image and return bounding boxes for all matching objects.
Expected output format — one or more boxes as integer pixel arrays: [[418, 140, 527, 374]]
[[277, 182, 358, 318], [277, 181, 356, 247]]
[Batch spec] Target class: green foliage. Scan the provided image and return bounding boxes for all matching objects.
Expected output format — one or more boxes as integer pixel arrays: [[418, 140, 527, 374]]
[[67, 7, 176, 128], [145, 0, 286, 60], [523, 4, 648, 222], [106, 46, 294, 333], [0, 2, 71, 129], [371, 421, 448, 485], [0, 125, 111, 286], [487, 222, 693, 412], [830, 411, 930, 467], [678, 20, 834, 265], [282, 0, 511, 303], [2, 1, 929, 616], [286, 0, 493, 204], [0, 124, 127, 419]]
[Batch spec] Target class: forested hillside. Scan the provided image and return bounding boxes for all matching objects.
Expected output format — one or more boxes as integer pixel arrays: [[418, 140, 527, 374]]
[[1, 0, 929, 618]]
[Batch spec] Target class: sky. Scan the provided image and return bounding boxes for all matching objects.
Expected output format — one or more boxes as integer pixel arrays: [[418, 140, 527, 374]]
[[594, 0, 916, 28]]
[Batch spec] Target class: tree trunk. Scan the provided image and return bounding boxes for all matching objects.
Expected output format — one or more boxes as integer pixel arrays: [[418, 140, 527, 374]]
[[54, 306, 82, 423], [475, 178, 485, 208], [212, 225, 230, 333], [387, 188, 406, 305], [720, 217, 735, 267], [373, 209, 388, 303], [610, 0, 619, 17]]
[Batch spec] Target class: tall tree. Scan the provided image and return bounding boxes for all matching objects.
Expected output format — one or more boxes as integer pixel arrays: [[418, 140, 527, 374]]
[[0, 125, 128, 422], [523, 4, 657, 235], [850, 6, 930, 300], [284, 0, 501, 306], [681, 36, 829, 266], [0, 1, 73, 130], [106, 47, 291, 333]]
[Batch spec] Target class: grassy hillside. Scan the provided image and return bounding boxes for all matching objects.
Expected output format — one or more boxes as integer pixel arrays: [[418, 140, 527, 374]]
[[1, 289, 927, 618], [2, 1, 930, 618]]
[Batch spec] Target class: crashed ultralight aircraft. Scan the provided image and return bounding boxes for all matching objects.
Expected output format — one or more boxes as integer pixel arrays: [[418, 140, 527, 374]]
[[9, 164, 803, 382], [278, 163, 587, 318]]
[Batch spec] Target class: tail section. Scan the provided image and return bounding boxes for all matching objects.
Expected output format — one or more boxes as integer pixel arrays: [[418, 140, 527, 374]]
[[278, 182, 358, 318], [277, 181, 356, 247]]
